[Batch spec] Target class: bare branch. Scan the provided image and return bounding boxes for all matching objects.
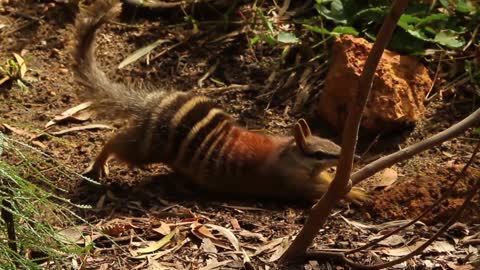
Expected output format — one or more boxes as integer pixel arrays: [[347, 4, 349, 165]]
[[352, 107, 480, 185], [279, 0, 409, 263]]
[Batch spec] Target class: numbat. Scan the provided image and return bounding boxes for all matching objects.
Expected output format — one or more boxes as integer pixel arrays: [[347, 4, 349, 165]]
[[72, 0, 366, 202]]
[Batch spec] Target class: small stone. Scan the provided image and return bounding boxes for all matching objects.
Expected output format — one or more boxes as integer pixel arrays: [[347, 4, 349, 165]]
[[59, 68, 68, 74]]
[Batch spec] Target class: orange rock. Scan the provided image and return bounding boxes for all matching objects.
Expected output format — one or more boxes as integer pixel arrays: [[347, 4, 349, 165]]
[[315, 35, 432, 132]]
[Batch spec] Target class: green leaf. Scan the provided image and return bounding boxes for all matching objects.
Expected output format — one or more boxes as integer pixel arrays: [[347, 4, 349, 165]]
[[277, 32, 299, 44], [332, 26, 359, 36], [405, 29, 431, 42], [303, 24, 331, 35], [352, 7, 385, 23], [438, 0, 452, 8], [281, 46, 291, 62], [16, 79, 29, 92], [474, 128, 480, 136], [315, 0, 348, 24], [389, 29, 425, 54], [257, 9, 274, 34], [456, 0, 475, 13], [136, 229, 176, 254], [417, 13, 449, 26], [397, 14, 422, 30], [0, 133, 4, 156], [250, 35, 261, 45], [262, 34, 277, 46], [434, 30, 465, 48]]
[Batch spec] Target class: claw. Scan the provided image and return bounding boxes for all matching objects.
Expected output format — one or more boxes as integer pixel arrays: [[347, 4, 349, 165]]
[[82, 162, 109, 181]]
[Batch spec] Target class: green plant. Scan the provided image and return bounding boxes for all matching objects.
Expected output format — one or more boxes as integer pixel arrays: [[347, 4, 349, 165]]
[[308, 0, 478, 54], [0, 132, 91, 269], [249, 8, 300, 46], [0, 53, 30, 91]]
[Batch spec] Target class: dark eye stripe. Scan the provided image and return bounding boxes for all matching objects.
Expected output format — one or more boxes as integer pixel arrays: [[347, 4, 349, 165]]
[[314, 152, 339, 160]]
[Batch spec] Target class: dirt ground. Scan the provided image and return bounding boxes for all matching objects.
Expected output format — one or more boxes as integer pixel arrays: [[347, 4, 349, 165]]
[[1, 1, 479, 269]]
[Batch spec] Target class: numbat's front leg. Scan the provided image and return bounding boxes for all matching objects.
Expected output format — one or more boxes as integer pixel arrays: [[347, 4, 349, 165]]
[[82, 128, 145, 181], [82, 146, 111, 181]]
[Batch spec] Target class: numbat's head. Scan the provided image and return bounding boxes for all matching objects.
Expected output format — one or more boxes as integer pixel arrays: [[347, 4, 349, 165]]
[[269, 119, 343, 196]]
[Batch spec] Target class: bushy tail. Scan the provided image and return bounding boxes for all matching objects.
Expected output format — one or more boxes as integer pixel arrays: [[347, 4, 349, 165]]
[[72, 0, 148, 119]]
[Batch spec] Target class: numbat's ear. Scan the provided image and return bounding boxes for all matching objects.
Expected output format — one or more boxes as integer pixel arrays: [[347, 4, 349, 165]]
[[297, 118, 312, 137], [293, 121, 307, 151]]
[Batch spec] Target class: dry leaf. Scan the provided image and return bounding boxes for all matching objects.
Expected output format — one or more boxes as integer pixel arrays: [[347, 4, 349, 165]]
[[31, 140, 47, 149], [221, 204, 266, 211], [133, 238, 189, 260], [201, 238, 218, 254], [51, 124, 114, 136], [372, 168, 398, 188], [192, 222, 217, 239], [98, 263, 110, 270], [451, 264, 475, 270], [428, 241, 455, 253], [239, 230, 267, 242], [199, 260, 232, 270], [368, 234, 405, 247], [99, 223, 133, 237], [382, 241, 423, 257], [12, 52, 27, 79], [230, 218, 241, 230], [1, 123, 36, 139], [339, 215, 425, 232], [205, 224, 240, 251], [45, 101, 92, 128], [153, 221, 171, 236], [191, 223, 230, 250], [58, 226, 86, 245], [383, 240, 455, 257], [268, 238, 289, 262], [0, 75, 10, 86], [252, 237, 286, 257]]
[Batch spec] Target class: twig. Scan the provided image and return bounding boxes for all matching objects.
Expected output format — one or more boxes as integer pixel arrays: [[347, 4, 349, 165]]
[[351, 107, 480, 185], [197, 59, 219, 88], [425, 52, 444, 101], [279, 0, 409, 263], [124, 0, 189, 8], [196, 84, 251, 94]]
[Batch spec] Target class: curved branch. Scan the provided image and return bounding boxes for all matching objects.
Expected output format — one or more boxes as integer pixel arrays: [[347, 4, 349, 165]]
[[352, 107, 480, 185]]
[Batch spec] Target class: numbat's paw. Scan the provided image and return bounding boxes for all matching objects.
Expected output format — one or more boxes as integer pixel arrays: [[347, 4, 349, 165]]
[[82, 162, 109, 181], [343, 179, 353, 195]]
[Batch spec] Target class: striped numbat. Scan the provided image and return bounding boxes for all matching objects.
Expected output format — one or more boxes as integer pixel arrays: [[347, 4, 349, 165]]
[[71, 0, 366, 203]]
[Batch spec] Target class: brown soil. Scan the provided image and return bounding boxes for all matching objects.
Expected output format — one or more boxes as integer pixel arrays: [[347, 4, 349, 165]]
[[1, 1, 479, 269], [369, 165, 480, 225]]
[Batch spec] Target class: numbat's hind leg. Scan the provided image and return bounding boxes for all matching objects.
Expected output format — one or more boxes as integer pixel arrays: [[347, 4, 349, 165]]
[[82, 128, 145, 181]]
